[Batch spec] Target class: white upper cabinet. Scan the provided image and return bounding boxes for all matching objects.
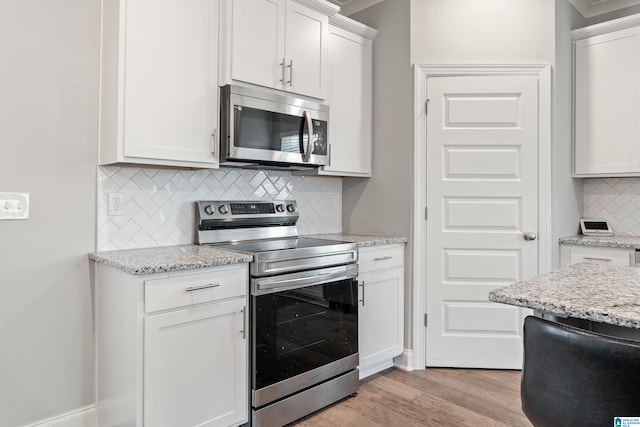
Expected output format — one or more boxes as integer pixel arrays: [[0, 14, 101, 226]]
[[220, 0, 339, 99], [320, 14, 376, 177], [99, 0, 219, 168], [573, 15, 640, 176]]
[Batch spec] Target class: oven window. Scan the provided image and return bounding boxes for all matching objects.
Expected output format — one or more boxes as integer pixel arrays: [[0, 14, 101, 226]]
[[252, 278, 358, 390]]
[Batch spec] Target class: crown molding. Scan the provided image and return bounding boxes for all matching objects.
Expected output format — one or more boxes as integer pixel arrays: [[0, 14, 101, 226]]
[[292, 0, 340, 16], [568, 0, 640, 18], [571, 11, 640, 39], [329, 13, 377, 39]]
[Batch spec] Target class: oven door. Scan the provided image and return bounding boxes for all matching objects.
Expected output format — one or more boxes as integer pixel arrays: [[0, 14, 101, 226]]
[[251, 263, 358, 408], [221, 85, 329, 167]]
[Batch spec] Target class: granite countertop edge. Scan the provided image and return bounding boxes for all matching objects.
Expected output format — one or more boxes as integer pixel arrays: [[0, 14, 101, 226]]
[[489, 292, 640, 330], [89, 245, 253, 275], [307, 233, 408, 247], [560, 234, 640, 249], [489, 263, 640, 330], [89, 234, 408, 275]]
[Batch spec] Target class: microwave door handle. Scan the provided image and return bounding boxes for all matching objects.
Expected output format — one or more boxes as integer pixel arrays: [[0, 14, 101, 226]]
[[233, 105, 242, 149], [302, 110, 313, 162]]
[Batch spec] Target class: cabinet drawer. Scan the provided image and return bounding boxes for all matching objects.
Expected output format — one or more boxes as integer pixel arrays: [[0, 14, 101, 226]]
[[145, 264, 248, 313], [358, 245, 404, 274], [561, 244, 634, 267]]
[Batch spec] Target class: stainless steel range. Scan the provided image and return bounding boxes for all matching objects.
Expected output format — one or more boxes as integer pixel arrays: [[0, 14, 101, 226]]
[[195, 200, 359, 427]]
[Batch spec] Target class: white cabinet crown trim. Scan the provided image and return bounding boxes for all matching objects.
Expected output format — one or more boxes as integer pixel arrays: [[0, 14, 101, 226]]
[[572, 12, 640, 40], [329, 13, 377, 39], [292, 0, 340, 15]]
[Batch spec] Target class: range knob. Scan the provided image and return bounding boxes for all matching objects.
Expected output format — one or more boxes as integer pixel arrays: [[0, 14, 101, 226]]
[[204, 204, 214, 215], [275, 203, 285, 213], [218, 205, 229, 215], [286, 203, 296, 213]]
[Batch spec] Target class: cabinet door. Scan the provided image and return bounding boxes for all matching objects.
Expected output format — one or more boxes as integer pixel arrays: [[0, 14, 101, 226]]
[[231, 0, 286, 90], [123, 0, 219, 164], [144, 298, 248, 427], [574, 26, 640, 176], [322, 25, 372, 176], [358, 268, 404, 377], [284, 1, 328, 99]]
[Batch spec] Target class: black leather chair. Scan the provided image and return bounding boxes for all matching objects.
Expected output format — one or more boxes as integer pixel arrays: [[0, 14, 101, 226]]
[[521, 316, 640, 427]]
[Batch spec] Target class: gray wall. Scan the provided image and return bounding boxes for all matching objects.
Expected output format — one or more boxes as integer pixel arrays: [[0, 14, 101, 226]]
[[0, 1, 99, 425], [344, 2, 412, 239], [410, 0, 555, 63]]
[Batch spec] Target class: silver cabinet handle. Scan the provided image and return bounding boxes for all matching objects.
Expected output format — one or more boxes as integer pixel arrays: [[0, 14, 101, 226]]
[[185, 283, 220, 292], [287, 59, 293, 86], [240, 306, 246, 339], [302, 110, 314, 162], [279, 57, 286, 85], [374, 256, 392, 261], [211, 129, 217, 157], [523, 232, 537, 241], [583, 256, 611, 262], [359, 281, 365, 307]]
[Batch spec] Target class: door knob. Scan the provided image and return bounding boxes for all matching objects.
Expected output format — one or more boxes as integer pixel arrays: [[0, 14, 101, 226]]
[[523, 232, 537, 241]]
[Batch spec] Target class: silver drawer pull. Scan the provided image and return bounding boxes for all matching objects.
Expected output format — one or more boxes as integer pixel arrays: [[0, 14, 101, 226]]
[[374, 256, 392, 261], [582, 256, 612, 262], [240, 306, 246, 340], [186, 283, 220, 292]]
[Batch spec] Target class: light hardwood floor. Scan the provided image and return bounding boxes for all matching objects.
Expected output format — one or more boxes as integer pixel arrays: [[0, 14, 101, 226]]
[[292, 368, 533, 427]]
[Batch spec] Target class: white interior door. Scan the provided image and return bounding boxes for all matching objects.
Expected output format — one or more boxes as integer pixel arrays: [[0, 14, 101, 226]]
[[425, 75, 538, 369]]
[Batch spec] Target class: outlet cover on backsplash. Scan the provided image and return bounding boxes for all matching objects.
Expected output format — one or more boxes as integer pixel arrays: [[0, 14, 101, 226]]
[[97, 166, 343, 251], [583, 178, 640, 236]]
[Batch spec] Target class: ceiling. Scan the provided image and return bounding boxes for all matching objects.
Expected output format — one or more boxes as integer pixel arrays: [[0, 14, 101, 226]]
[[567, 0, 640, 17]]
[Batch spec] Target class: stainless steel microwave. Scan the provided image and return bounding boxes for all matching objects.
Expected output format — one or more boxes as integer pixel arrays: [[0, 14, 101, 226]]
[[219, 85, 329, 169]]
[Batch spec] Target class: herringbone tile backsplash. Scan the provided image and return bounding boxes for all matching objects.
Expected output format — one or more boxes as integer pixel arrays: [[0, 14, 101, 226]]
[[583, 178, 640, 236], [97, 166, 342, 251]]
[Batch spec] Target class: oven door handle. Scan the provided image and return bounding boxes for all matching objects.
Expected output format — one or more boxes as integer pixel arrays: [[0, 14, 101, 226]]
[[253, 264, 358, 295]]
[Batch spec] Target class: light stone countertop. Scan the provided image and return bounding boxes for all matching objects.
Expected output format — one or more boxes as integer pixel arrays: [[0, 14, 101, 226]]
[[89, 244, 253, 275], [489, 262, 640, 329], [560, 234, 640, 249], [307, 233, 408, 247], [89, 234, 407, 275]]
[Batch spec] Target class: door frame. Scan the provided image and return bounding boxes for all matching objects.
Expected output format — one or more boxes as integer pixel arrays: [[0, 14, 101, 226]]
[[411, 64, 552, 370]]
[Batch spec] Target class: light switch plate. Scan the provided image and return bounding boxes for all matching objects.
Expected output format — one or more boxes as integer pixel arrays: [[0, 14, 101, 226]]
[[0, 192, 29, 220]]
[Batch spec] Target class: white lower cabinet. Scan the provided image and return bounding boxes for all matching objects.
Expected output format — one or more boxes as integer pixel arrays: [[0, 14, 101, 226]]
[[357, 244, 404, 379], [560, 244, 635, 267], [95, 263, 249, 427]]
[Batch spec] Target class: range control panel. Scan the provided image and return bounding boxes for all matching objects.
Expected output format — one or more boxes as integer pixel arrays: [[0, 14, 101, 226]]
[[198, 200, 297, 218], [194, 200, 300, 244]]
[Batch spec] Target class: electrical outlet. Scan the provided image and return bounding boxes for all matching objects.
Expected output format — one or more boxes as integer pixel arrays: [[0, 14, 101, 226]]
[[0, 192, 29, 220], [326, 194, 339, 211], [108, 193, 124, 216]]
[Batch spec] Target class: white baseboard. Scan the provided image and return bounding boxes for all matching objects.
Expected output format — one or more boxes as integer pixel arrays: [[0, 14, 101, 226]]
[[393, 349, 417, 371], [359, 359, 395, 379], [26, 405, 96, 427]]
